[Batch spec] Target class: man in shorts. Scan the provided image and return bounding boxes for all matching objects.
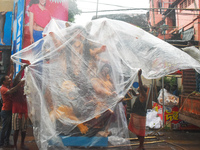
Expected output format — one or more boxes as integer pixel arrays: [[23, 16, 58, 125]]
[[0, 63, 24, 147], [12, 65, 29, 150]]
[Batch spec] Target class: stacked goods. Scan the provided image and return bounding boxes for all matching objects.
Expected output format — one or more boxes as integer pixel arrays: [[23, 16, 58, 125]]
[[158, 89, 179, 106]]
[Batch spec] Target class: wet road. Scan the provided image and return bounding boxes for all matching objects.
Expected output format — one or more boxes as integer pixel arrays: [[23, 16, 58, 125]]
[[130, 129, 200, 150], [0, 126, 200, 150], [0, 124, 38, 150]]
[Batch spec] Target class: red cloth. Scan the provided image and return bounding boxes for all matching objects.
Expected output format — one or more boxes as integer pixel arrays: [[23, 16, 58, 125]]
[[12, 86, 28, 115], [128, 113, 146, 137], [28, 4, 51, 28], [1, 85, 12, 111]]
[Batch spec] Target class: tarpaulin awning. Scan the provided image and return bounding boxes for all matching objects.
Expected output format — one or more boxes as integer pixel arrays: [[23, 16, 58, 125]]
[[182, 28, 194, 41]]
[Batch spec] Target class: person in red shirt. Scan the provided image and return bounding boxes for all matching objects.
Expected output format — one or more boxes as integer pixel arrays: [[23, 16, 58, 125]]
[[0, 64, 24, 147], [28, 0, 51, 44], [12, 65, 29, 150]]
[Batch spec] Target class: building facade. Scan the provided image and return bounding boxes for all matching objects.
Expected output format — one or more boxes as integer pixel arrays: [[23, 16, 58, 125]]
[[149, 0, 200, 47], [149, 0, 200, 128]]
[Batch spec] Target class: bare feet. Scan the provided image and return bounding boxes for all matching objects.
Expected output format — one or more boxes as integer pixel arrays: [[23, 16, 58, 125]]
[[1, 40, 5, 45]]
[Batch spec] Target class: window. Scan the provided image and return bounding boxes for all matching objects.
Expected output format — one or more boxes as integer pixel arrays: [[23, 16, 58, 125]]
[[180, 2, 183, 9], [183, 0, 187, 8], [158, 1, 162, 14], [188, 0, 191, 6], [180, 0, 188, 10]]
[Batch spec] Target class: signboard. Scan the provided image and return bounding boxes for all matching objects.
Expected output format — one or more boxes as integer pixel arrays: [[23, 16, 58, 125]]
[[153, 102, 200, 130], [11, 0, 25, 73], [0, 11, 12, 46], [23, 0, 68, 48], [0, 0, 13, 46]]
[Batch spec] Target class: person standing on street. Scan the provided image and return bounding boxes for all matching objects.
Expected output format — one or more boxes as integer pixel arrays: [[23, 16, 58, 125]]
[[0, 62, 25, 147], [12, 64, 29, 150], [128, 69, 148, 150]]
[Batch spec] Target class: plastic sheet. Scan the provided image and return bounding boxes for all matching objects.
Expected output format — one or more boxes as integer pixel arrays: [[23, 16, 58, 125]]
[[182, 46, 200, 63], [11, 18, 200, 150]]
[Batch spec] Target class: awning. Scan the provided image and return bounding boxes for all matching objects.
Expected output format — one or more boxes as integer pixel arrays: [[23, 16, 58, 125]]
[[165, 40, 199, 48], [182, 28, 194, 41]]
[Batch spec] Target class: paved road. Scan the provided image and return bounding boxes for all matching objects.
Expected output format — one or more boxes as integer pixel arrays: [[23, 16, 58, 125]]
[[0, 125, 38, 150], [0, 125, 200, 150], [130, 129, 200, 150]]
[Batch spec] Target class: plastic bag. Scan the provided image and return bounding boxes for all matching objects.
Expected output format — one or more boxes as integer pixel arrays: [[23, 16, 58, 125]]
[[157, 89, 179, 106], [146, 109, 162, 129]]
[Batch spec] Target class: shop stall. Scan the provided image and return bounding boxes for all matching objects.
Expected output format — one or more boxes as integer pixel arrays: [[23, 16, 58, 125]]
[[179, 69, 200, 128]]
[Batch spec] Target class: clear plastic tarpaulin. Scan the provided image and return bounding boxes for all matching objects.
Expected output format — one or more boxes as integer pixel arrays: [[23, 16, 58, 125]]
[[11, 18, 200, 150]]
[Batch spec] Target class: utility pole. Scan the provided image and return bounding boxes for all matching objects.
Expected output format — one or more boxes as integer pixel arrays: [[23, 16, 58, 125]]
[[160, 23, 168, 127], [151, 0, 155, 26], [96, 0, 99, 19], [151, 0, 156, 123]]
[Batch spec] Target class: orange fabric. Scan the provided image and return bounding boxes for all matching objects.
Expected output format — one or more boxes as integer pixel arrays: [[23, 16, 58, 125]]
[[54, 105, 89, 134], [1, 85, 12, 111], [128, 113, 146, 137], [77, 123, 89, 134]]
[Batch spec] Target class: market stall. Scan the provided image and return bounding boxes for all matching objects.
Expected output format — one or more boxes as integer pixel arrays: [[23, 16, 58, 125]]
[[179, 69, 200, 128]]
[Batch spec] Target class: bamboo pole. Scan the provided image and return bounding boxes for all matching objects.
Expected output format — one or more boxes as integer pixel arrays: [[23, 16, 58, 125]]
[[108, 140, 166, 148]]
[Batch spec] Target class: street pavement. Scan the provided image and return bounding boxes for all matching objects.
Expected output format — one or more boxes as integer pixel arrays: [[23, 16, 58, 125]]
[[130, 129, 200, 150], [0, 124, 38, 150], [0, 125, 200, 150]]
